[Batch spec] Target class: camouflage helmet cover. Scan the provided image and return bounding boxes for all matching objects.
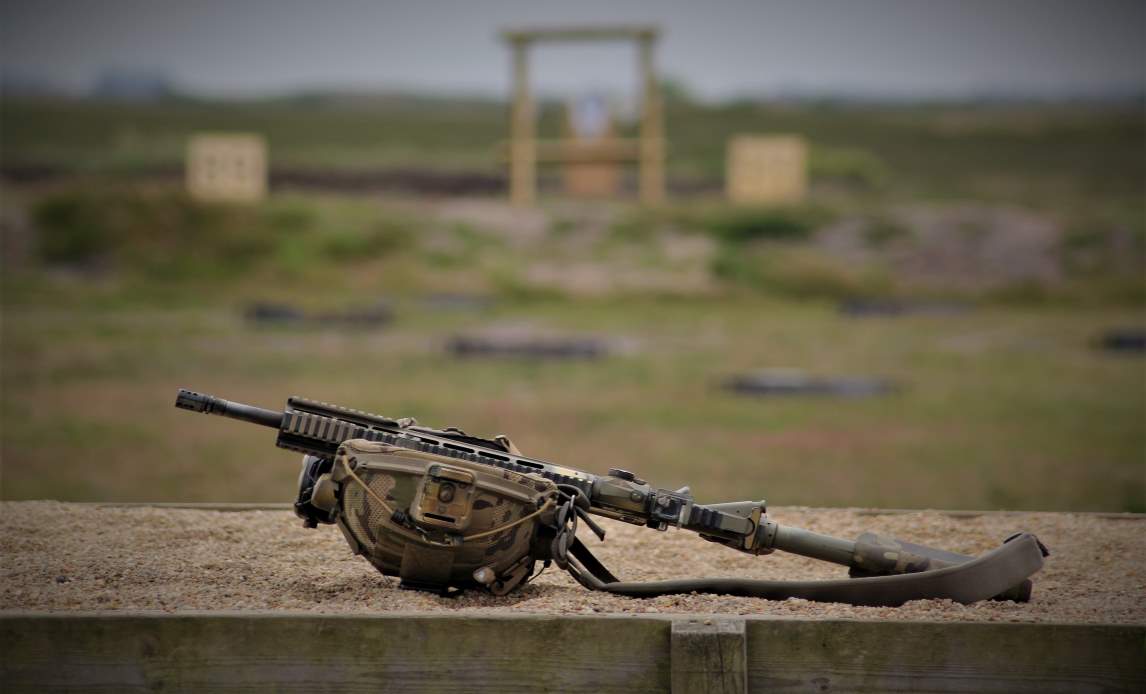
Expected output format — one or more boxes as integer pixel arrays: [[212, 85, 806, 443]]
[[313, 438, 558, 594]]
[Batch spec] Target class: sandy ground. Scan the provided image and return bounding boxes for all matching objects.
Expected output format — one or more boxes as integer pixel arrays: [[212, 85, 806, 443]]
[[1, 502, 1142, 623]]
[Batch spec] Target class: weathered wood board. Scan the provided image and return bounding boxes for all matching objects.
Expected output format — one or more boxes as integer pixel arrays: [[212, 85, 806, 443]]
[[746, 619, 1145, 693], [1, 613, 1142, 693], [1, 613, 670, 693]]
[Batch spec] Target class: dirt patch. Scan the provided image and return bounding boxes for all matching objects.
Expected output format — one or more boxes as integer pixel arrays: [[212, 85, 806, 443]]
[[2, 502, 1141, 623]]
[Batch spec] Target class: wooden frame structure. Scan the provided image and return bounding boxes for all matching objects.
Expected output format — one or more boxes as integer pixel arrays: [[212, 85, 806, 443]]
[[501, 25, 665, 206]]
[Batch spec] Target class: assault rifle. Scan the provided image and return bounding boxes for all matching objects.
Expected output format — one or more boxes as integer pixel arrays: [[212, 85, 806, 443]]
[[175, 389, 1046, 604]]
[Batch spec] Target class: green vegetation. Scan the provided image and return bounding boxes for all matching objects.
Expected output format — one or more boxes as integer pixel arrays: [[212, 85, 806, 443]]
[[1, 96, 1142, 512], [3, 96, 1143, 211], [711, 244, 891, 299], [809, 146, 890, 191], [29, 189, 413, 283], [863, 215, 913, 247], [0, 294, 1141, 512], [699, 205, 828, 243], [610, 203, 828, 243], [2, 188, 1142, 511], [13, 183, 1144, 307], [34, 188, 277, 275]]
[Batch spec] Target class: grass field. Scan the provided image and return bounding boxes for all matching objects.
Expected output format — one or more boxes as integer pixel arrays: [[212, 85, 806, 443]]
[[1, 96, 1142, 511], [2, 292, 1142, 511], [4, 95, 1144, 210]]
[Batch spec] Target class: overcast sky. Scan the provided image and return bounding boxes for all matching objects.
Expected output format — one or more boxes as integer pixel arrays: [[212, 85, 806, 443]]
[[2, 0, 1143, 100]]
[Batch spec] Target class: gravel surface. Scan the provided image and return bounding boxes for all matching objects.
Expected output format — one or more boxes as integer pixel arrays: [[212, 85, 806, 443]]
[[2, 502, 1142, 623]]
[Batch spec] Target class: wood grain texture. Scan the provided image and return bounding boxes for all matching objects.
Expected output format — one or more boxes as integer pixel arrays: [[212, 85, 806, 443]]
[[672, 618, 747, 694], [0, 613, 670, 694], [746, 619, 1146, 693], [2, 613, 1143, 693]]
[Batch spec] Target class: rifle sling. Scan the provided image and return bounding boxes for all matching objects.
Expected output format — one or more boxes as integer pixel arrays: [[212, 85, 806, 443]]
[[569, 537, 619, 584], [562, 532, 1046, 607]]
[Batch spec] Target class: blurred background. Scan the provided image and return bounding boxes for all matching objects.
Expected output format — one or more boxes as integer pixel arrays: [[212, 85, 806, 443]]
[[1, 0, 1142, 511]]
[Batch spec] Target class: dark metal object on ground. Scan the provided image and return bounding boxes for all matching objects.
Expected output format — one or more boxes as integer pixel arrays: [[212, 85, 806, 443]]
[[840, 298, 970, 317], [175, 388, 1046, 605], [447, 334, 607, 359], [724, 370, 900, 398], [244, 301, 392, 329], [1097, 329, 1146, 354], [421, 293, 495, 312], [246, 303, 305, 324]]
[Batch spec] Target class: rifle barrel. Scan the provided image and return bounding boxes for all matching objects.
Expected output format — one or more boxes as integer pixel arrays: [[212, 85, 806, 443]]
[[175, 389, 284, 429]]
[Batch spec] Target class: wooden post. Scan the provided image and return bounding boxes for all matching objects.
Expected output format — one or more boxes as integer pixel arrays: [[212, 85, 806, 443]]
[[509, 39, 536, 206], [671, 618, 748, 694], [638, 34, 665, 205]]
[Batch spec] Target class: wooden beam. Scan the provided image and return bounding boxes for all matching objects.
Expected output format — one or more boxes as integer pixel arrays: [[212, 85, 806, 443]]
[[672, 619, 747, 694], [1, 613, 1142, 692], [508, 40, 535, 206], [746, 619, 1145, 692], [501, 25, 659, 43], [0, 613, 670, 693], [638, 35, 665, 205]]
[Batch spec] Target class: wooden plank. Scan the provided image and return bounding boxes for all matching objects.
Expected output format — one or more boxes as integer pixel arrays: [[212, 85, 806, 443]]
[[508, 40, 535, 206], [2, 613, 1142, 693], [672, 618, 747, 694], [0, 613, 670, 693], [637, 35, 665, 205], [502, 25, 659, 43], [746, 620, 1145, 693]]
